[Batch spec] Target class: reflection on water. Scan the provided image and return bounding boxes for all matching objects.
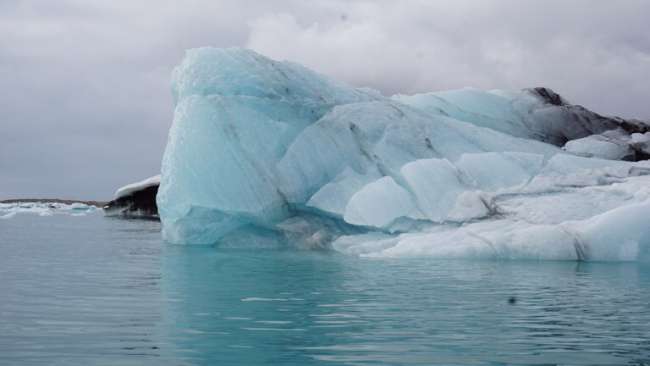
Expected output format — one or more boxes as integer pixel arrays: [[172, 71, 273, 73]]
[[1, 214, 650, 365]]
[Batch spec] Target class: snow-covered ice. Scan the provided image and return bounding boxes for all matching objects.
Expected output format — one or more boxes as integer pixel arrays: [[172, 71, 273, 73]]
[[0, 202, 98, 218], [114, 175, 160, 199], [157, 47, 650, 261]]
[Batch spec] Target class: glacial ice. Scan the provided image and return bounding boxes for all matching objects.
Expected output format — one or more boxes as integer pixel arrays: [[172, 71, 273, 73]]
[[158, 47, 650, 261], [343, 175, 420, 228], [562, 129, 650, 161], [334, 175, 650, 261], [0, 202, 97, 218]]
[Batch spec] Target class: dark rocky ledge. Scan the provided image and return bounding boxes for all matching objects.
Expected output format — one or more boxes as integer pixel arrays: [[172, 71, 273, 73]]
[[103, 183, 159, 219], [526, 87, 650, 160]]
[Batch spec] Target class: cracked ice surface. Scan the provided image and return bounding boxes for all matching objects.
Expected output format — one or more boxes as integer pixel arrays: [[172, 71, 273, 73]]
[[158, 48, 650, 261]]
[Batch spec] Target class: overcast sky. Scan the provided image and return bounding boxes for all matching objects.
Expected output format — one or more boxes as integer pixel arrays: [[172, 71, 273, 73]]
[[1, 0, 649, 200]]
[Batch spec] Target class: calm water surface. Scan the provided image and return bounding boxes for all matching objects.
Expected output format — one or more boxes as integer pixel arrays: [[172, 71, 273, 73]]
[[1, 213, 650, 365]]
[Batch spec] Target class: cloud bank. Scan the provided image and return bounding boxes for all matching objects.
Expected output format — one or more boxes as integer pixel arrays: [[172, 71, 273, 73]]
[[1, 0, 648, 199]]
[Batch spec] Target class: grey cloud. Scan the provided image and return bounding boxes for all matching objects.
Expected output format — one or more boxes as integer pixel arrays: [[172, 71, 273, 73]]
[[248, 0, 650, 116], [1, 0, 649, 199]]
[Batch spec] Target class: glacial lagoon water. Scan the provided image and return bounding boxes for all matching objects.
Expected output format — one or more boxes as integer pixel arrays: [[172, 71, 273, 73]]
[[1, 213, 650, 365]]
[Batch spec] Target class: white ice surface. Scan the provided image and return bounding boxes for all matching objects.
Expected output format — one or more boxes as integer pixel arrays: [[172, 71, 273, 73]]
[[400, 158, 467, 222], [563, 135, 631, 160], [344, 176, 420, 228], [333, 172, 650, 261], [0, 202, 98, 218]]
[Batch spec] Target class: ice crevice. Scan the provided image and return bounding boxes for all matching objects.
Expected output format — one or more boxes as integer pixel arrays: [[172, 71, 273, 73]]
[[156, 47, 650, 261]]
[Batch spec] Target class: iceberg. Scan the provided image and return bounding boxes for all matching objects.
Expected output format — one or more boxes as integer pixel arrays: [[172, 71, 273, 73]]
[[158, 47, 650, 261], [104, 175, 160, 218]]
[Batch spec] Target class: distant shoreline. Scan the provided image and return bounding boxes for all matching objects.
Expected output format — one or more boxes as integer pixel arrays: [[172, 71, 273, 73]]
[[0, 198, 107, 207]]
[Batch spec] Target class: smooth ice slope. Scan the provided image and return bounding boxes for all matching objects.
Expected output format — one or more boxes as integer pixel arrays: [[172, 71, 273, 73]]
[[158, 48, 650, 261]]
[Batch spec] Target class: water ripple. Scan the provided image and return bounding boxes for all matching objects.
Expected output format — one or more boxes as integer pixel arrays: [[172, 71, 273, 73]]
[[2, 215, 650, 365]]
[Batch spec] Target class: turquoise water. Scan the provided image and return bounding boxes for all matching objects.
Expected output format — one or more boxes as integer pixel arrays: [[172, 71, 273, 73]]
[[1, 214, 650, 365]]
